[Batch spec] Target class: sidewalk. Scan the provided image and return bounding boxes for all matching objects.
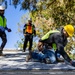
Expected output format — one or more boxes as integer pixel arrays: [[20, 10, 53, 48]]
[[0, 49, 75, 71]]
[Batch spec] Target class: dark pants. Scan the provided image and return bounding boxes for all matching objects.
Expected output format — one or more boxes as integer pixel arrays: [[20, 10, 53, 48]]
[[55, 49, 71, 62], [0, 31, 7, 53], [23, 34, 33, 52]]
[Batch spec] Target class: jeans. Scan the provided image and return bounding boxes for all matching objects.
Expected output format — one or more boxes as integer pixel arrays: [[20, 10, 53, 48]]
[[31, 49, 56, 63]]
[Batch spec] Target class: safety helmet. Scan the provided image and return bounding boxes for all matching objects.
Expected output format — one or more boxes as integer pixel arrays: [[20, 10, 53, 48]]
[[64, 24, 74, 37], [0, 6, 5, 10], [28, 18, 32, 22]]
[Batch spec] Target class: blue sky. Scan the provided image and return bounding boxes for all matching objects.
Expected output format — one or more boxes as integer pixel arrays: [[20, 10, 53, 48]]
[[1, 3, 28, 49]]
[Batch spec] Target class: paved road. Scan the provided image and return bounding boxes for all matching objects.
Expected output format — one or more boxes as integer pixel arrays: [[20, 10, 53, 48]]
[[0, 50, 75, 75], [0, 70, 75, 75]]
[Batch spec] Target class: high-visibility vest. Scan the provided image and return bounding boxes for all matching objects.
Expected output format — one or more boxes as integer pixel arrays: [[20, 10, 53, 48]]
[[41, 30, 60, 50], [25, 24, 35, 34], [0, 16, 7, 27]]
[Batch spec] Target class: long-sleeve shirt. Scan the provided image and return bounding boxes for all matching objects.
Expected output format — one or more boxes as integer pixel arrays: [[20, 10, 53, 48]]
[[39, 28, 71, 62]]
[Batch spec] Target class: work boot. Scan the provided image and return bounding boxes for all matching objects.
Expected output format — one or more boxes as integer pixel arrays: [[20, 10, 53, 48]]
[[0, 53, 6, 56], [0, 48, 3, 56], [0, 51, 6, 56], [26, 54, 32, 62]]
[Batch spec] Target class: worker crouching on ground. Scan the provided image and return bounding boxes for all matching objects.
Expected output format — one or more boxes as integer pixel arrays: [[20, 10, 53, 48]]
[[26, 24, 75, 67]]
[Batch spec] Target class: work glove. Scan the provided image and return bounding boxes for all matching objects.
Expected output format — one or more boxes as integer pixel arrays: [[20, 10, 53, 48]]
[[71, 61, 75, 67], [7, 28, 11, 32]]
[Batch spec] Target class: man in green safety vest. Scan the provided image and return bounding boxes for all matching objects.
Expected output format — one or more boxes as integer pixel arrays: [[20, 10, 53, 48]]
[[26, 24, 75, 67], [0, 6, 11, 56]]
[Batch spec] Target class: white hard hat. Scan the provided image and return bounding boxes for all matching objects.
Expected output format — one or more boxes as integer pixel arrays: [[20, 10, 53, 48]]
[[0, 6, 5, 10], [28, 18, 32, 22]]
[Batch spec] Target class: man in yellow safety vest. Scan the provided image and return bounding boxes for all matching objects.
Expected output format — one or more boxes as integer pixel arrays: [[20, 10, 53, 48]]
[[0, 6, 11, 56], [26, 24, 75, 67]]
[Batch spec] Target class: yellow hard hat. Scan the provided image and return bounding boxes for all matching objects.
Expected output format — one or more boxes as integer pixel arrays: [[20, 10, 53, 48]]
[[64, 24, 74, 37]]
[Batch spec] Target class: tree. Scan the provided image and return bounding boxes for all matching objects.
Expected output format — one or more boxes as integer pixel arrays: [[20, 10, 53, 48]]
[[30, 0, 75, 58], [1, 0, 75, 55]]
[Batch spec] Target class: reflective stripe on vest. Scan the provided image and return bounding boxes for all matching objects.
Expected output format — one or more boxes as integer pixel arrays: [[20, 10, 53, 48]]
[[0, 16, 7, 27]]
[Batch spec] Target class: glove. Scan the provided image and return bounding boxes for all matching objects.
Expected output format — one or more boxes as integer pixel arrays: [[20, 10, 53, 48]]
[[71, 61, 75, 67], [8, 29, 11, 32]]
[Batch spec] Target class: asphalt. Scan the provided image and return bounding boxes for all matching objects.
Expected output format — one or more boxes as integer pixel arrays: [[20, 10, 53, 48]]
[[0, 49, 75, 71]]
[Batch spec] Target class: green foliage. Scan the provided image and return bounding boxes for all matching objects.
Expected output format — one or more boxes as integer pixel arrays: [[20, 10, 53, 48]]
[[2, 0, 75, 57], [15, 40, 23, 49], [30, 0, 75, 57]]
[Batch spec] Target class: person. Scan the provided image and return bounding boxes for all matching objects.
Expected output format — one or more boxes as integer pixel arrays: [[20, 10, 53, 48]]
[[23, 19, 36, 55], [0, 6, 11, 56], [26, 30, 61, 63], [26, 24, 75, 67]]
